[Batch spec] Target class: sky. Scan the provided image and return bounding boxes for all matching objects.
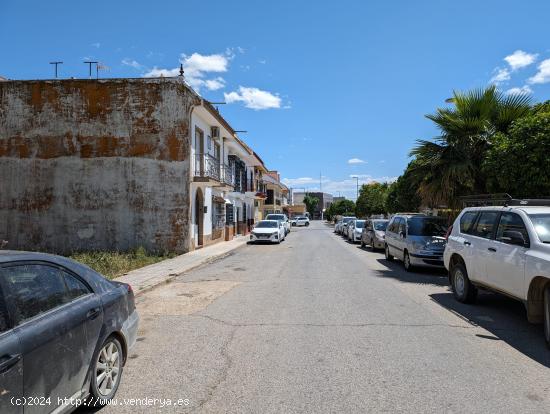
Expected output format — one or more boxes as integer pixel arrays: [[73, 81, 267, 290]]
[[1, 0, 550, 199]]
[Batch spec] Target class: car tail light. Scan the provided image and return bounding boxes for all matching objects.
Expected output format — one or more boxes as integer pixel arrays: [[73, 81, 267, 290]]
[[445, 225, 453, 241]]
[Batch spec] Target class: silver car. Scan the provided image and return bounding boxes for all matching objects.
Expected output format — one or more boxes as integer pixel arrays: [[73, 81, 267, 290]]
[[339, 216, 356, 236], [384, 214, 448, 271], [361, 219, 389, 249], [347, 219, 365, 243]]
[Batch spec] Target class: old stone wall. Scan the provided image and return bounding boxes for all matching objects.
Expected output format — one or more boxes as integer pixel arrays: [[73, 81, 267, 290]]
[[0, 78, 198, 254]]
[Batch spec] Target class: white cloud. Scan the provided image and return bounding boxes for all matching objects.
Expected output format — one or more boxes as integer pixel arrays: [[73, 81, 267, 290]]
[[121, 58, 142, 69], [506, 85, 533, 95], [224, 86, 282, 110], [348, 158, 366, 165], [490, 67, 510, 84], [528, 58, 550, 84], [91, 42, 101, 48], [143, 52, 230, 92], [504, 50, 538, 71], [204, 77, 226, 91]]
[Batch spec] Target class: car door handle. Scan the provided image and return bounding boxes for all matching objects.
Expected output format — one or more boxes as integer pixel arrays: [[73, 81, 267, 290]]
[[0, 354, 21, 373], [86, 307, 101, 320], [488, 247, 497, 252], [463, 241, 471, 246]]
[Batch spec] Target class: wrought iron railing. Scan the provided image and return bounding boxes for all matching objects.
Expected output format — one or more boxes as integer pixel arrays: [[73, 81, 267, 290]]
[[194, 153, 221, 181], [221, 164, 234, 187]]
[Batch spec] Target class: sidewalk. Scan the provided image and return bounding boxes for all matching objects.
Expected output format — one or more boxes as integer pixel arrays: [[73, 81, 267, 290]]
[[117, 236, 249, 296]]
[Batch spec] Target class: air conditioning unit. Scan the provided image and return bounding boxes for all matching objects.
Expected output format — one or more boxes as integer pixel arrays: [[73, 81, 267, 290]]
[[211, 126, 220, 139]]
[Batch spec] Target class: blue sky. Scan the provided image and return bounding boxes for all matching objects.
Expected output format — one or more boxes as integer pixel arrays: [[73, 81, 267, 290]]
[[2, 0, 550, 199]]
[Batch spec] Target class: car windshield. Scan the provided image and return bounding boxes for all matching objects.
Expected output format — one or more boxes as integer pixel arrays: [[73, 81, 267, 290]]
[[267, 215, 284, 220], [355, 220, 365, 228], [255, 221, 278, 228], [373, 221, 388, 231], [407, 218, 448, 236], [528, 214, 550, 243], [343, 217, 356, 224]]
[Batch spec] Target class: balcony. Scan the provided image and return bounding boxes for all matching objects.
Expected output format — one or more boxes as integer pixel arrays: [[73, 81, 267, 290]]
[[220, 164, 235, 189], [194, 153, 221, 183]]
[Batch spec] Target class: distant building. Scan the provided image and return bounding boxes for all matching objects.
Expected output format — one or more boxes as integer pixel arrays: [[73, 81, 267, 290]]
[[292, 192, 333, 219], [333, 196, 346, 203]]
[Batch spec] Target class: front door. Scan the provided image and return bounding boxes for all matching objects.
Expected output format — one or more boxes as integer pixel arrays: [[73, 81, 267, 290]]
[[195, 127, 204, 176], [1, 264, 91, 414], [0, 282, 23, 414], [486, 212, 529, 297], [195, 189, 204, 246]]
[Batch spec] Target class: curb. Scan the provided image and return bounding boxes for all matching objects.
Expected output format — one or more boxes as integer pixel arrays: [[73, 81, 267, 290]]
[[117, 238, 248, 296]]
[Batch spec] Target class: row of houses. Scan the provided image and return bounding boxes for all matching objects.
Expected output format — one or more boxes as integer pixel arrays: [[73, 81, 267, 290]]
[[0, 75, 291, 254]]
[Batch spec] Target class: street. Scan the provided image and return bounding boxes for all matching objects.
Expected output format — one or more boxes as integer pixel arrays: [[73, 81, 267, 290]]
[[93, 221, 550, 413]]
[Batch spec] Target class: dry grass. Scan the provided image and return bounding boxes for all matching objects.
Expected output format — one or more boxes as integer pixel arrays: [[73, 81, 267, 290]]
[[69, 247, 176, 280]]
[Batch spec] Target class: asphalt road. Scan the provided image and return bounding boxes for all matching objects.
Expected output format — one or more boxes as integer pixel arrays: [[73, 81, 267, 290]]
[[87, 221, 550, 413]]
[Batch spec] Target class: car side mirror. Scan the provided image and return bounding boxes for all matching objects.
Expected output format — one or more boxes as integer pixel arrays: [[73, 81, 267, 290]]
[[501, 230, 528, 247]]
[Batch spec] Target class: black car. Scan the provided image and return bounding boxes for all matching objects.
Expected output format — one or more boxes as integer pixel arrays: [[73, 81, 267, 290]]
[[0, 251, 139, 413]]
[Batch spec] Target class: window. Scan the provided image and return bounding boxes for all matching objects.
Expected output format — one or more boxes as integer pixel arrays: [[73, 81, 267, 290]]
[[207, 135, 212, 150], [472, 211, 500, 239], [408, 217, 448, 236], [3, 264, 69, 325], [460, 211, 478, 234], [398, 218, 407, 235], [214, 143, 221, 160], [63, 271, 91, 301], [388, 218, 398, 233], [496, 213, 529, 246], [0, 283, 10, 333], [266, 190, 274, 205], [528, 214, 550, 243]]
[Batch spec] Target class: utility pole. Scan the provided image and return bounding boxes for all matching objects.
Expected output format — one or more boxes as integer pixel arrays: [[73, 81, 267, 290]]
[[49, 61, 63, 78], [83, 61, 98, 79], [319, 172, 322, 193]]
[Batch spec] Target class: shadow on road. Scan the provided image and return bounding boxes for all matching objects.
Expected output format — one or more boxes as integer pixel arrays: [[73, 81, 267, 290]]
[[373, 258, 449, 287], [430, 291, 550, 368]]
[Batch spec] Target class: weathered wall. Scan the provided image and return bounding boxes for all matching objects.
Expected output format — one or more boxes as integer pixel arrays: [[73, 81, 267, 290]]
[[0, 78, 199, 254]]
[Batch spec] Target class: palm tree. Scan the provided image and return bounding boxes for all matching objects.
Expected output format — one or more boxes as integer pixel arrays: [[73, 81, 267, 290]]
[[409, 86, 531, 208]]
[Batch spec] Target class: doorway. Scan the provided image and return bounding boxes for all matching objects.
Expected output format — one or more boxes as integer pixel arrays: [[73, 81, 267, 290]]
[[195, 188, 204, 247]]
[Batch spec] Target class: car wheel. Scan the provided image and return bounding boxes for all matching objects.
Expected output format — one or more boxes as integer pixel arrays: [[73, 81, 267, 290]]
[[544, 285, 550, 348], [360, 239, 365, 248], [450, 262, 477, 304], [403, 251, 413, 272], [89, 336, 124, 406], [305, 222, 309, 227], [385, 244, 394, 261], [370, 238, 375, 250]]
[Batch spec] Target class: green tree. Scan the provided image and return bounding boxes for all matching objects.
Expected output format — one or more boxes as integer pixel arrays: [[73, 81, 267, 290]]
[[484, 101, 550, 197], [355, 183, 389, 217], [410, 86, 531, 208], [303, 193, 319, 217], [386, 162, 421, 213], [326, 199, 356, 221]]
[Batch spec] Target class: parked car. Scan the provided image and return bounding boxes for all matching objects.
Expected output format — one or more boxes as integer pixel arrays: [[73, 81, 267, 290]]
[[361, 219, 389, 249], [334, 219, 343, 233], [444, 201, 550, 346], [265, 214, 291, 234], [0, 251, 139, 413], [384, 214, 448, 271], [347, 219, 365, 243], [250, 220, 286, 243], [339, 216, 356, 235], [294, 216, 310, 227]]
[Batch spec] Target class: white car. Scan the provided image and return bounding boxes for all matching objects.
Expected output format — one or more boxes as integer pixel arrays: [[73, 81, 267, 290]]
[[265, 214, 291, 234], [250, 220, 286, 244], [444, 200, 550, 346], [294, 216, 310, 227], [347, 219, 365, 243]]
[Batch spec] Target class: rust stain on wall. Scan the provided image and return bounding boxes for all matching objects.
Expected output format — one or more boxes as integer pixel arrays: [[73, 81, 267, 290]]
[[0, 78, 199, 254]]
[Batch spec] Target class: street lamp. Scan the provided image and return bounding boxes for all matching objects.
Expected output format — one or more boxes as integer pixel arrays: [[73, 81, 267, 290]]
[[350, 176, 359, 200]]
